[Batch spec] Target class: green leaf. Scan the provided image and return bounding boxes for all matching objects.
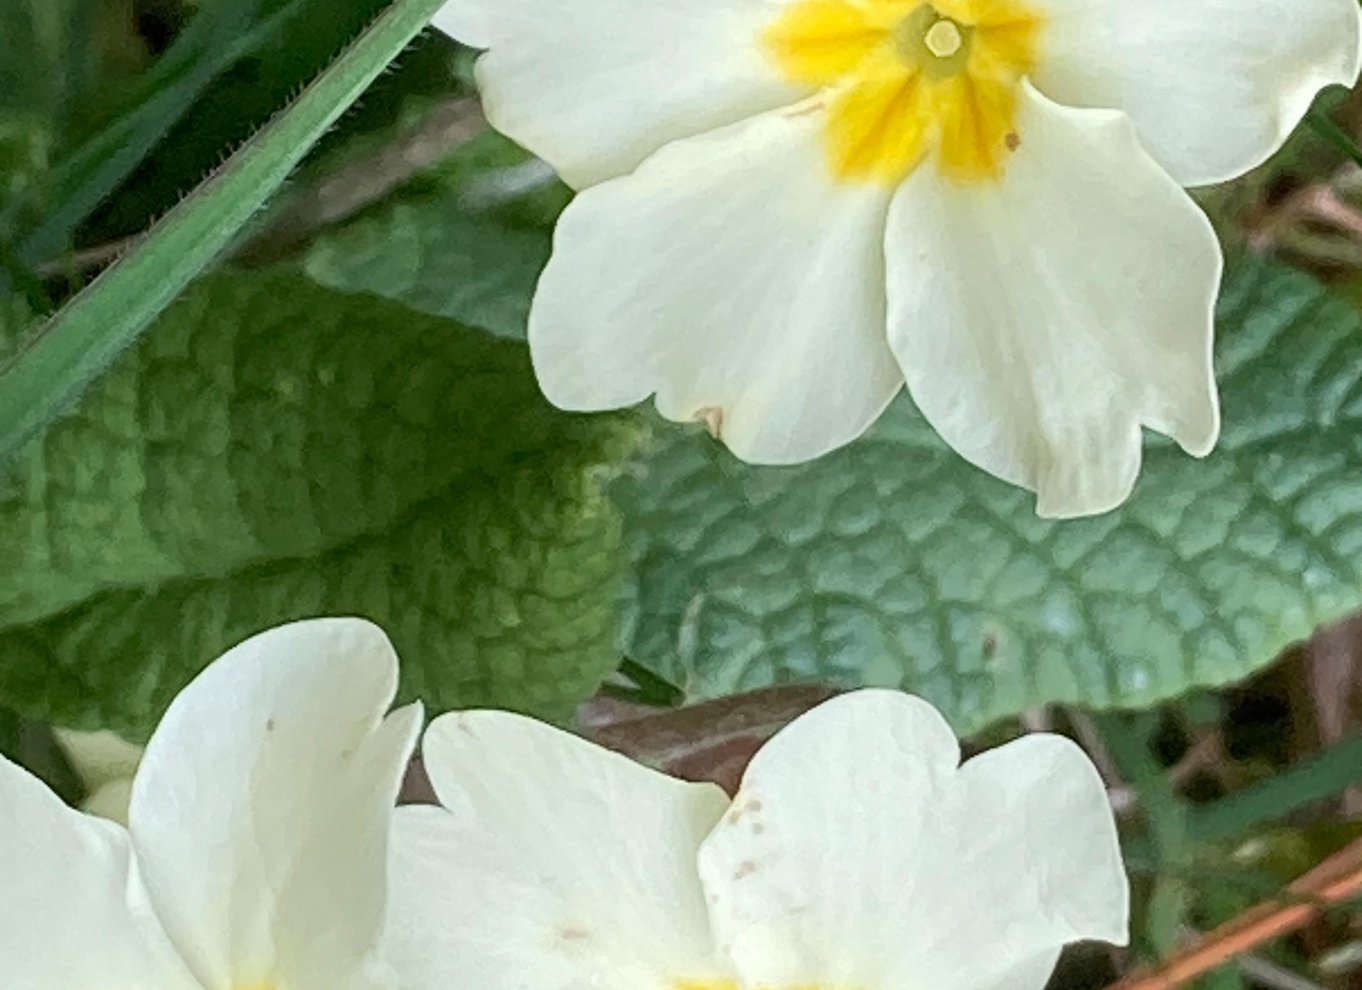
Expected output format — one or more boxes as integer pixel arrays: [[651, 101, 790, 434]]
[[615, 258, 1362, 733], [72, 0, 397, 250], [0, 0, 448, 467], [0, 0, 97, 127], [3, 0, 311, 270], [300, 131, 567, 339], [0, 709, 82, 805], [305, 193, 550, 340], [0, 704, 17, 761], [0, 0, 116, 219], [1189, 730, 1362, 843], [0, 271, 635, 739]]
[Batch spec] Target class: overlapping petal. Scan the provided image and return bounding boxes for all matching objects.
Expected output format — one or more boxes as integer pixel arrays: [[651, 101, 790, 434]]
[[884, 83, 1221, 517], [1031, 0, 1362, 186], [433, 0, 1360, 512], [386, 711, 730, 990], [436, 0, 809, 189], [531, 107, 903, 464], [697, 691, 1127, 990], [128, 619, 422, 990], [0, 756, 199, 990]]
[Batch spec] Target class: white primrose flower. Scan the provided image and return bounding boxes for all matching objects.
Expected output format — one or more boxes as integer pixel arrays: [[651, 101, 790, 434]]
[[0, 618, 422, 990], [385, 690, 1129, 990], [433, 0, 1362, 518]]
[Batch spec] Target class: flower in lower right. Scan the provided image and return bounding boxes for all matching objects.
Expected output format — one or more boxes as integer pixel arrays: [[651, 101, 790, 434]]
[[385, 689, 1128, 990]]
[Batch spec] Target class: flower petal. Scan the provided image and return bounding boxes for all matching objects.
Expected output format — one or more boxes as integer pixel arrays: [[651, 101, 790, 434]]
[[764, 0, 903, 86], [0, 755, 199, 990], [385, 711, 730, 990], [1031, 0, 1362, 186], [433, 0, 807, 188], [127, 618, 421, 990], [884, 82, 1221, 518], [530, 107, 903, 464], [697, 691, 1127, 990]]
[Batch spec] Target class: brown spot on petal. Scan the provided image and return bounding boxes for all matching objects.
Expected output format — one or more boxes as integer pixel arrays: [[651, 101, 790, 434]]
[[696, 406, 724, 439], [1005, 132, 1021, 152], [559, 925, 591, 942], [733, 860, 759, 880]]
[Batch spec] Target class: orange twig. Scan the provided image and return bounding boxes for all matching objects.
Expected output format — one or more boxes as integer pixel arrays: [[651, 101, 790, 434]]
[[1105, 837, 1362, 990]]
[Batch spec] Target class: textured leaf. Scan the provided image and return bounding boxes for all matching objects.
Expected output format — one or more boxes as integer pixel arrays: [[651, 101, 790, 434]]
[[305, 195, 549, 340], [0, 271, 634, 738], [615, 258, 1362, 733], [303, 131, 567, 340]]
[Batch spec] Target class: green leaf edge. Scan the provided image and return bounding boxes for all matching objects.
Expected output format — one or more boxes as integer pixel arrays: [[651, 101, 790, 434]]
[[0, 0, 448, 466]]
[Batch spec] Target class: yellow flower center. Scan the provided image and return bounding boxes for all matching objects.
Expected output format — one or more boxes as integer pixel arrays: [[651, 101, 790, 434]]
[[923, 19, 963, 58], [763, 0, 1043, 184]]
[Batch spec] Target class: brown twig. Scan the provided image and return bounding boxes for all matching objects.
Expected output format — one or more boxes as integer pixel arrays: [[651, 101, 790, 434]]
[[238, 95, 486, 263], [36, 235, 142, 278], [37, 97, 488, 280], [1246, 175, 1362, 271], [1103, 837, 1362, 990], [582, 684, 839, 794]]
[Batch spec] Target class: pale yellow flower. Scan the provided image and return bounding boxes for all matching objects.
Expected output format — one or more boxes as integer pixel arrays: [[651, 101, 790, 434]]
[[386, 691, 1129, 990], [435, 0, 1361, 516]]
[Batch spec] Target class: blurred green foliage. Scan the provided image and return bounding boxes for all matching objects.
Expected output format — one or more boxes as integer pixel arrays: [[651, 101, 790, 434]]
[[1, 4, 1361, 989], [0, 271, 636, 737]]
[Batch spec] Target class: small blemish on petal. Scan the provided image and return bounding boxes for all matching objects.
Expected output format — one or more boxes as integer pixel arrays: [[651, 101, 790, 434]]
[[1005, 132, 1021, 152], [733, 860, 759, 880], [265, 718, 276, 732], [559, 925, 591, 942], [696, 406, 724, 439], [727, 795, 763, 827], [752, 823, 765, 835]]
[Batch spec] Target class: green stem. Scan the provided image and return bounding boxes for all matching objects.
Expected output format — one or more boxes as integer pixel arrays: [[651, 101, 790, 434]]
[[0, 0, 282, 276], [1094, 712, 1193, 955], [0, 0, 448, 466], [1190, 730, 1362, 844], [601, 659, 687, 708], [1307, 109, 1362, 169]]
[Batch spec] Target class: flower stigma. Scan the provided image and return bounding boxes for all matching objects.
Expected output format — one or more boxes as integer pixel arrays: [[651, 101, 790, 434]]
[[923, 18, 963, 58], [764, 0, 1043, 184]]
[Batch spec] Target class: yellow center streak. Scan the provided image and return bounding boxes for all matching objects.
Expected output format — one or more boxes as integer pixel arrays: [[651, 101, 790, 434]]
[[763, 0, 1043, 184]]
